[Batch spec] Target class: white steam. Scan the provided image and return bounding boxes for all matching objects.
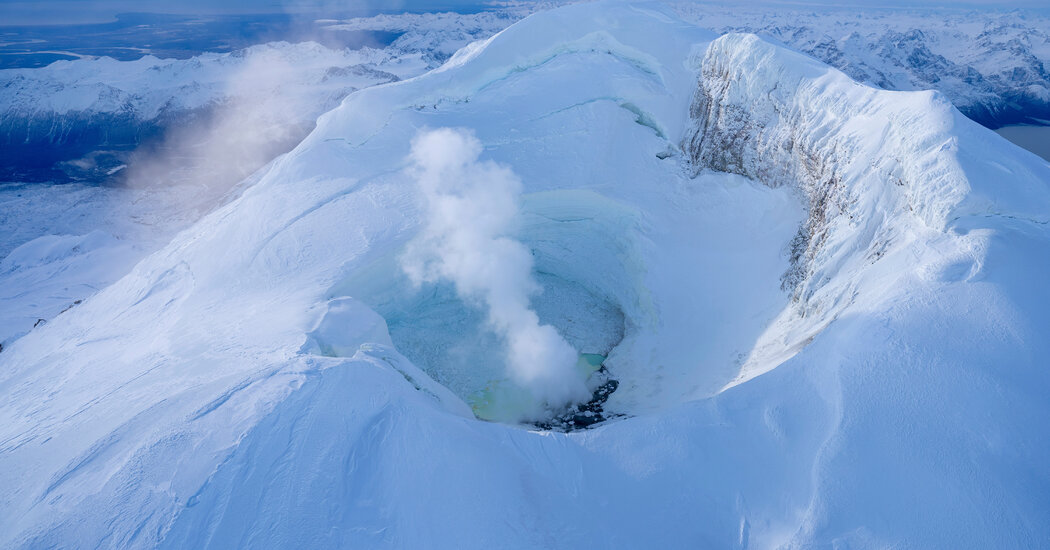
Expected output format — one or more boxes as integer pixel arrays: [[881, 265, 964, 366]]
[[401, 128, 590, 413], [122, 48, 313, 217]]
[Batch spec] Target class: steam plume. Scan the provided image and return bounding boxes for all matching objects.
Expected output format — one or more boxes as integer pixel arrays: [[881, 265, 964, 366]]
[[121, 48, 311, 217], [401, 127, 589, 413]]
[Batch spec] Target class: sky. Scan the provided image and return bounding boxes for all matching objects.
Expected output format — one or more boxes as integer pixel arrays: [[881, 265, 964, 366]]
[[1, 0, 1047, 25]]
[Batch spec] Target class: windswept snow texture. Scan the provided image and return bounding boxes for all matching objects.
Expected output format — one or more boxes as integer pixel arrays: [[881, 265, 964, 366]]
[[3, 2, 1050, 549], [673, 3, 1050, 128], [0, 180, 200, 348], [0, 41, 429, 348]]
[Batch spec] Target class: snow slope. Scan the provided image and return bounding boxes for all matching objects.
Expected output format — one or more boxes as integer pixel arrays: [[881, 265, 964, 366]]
[[0, 40, 430, 345], [0, 181, 189, 348], [2, 2, 1050, 548], [5, 2, 1049, 184], [673, 3, 1050, 127], [328, 3, 1050, 128]]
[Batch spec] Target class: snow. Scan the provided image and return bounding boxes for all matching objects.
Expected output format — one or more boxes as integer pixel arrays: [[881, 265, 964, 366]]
[[0, 41, 425, 119], [671, 3, 1050, 126], [0, 38, 436, 347], [7, 3, 1049, 128], [323, 9, 529, 65], [0, 181, 193, 347], [2, 1, 1050, 548]]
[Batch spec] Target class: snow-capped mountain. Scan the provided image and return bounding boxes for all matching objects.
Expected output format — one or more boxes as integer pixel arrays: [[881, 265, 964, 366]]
[[673, 4, 1050, 127], [0, 41, 428, 182], [2, 2, 1049, 548], [0, 41, 431, 347], [322, 9, 531, 66], [0, 8, 542, 346], [3, 3, 1048, 183]]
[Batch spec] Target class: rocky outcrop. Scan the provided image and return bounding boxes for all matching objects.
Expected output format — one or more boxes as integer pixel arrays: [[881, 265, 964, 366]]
[[675, 5, 1050, 128]]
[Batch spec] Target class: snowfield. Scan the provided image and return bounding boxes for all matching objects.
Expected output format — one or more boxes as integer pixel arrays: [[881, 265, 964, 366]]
[[2, 1, 1050, 548]]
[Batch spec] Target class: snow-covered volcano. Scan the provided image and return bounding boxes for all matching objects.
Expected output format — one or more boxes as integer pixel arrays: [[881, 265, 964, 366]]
[[2, 2, 1049, 548]]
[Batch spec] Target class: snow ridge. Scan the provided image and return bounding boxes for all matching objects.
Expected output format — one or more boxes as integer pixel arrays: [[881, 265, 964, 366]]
[[2, 3, 1050, 549], [685, 31, 1050, 384], [674, 3, 1050, 127]]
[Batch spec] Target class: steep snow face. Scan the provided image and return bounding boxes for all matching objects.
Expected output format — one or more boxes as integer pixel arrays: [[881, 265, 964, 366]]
[[673, 4, 1050, 128], [3, 2, 1050, 549], [685, 32, 1050, 385]]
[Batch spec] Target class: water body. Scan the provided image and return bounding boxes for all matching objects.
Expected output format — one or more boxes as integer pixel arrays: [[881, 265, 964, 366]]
[[995, 125, 1050, 163]]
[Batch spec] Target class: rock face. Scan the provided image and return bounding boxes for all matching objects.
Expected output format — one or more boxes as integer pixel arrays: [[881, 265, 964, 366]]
[[674, 4, 1050, 128], [684, 32, 1049, 319], [3, 4, 1049, 183], [3, 3, 1050, 549]]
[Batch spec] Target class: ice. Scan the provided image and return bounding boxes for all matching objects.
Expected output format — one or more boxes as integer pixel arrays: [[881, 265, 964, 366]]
[[2, 2, 1050, 548]]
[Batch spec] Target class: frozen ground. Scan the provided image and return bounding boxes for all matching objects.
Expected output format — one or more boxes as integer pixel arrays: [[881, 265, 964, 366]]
[[2, 1, 1050, 548]]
